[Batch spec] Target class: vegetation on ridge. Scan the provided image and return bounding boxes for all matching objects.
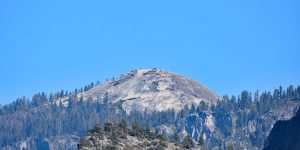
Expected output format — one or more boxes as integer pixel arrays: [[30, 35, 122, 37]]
[[78, 120, 185, 150]]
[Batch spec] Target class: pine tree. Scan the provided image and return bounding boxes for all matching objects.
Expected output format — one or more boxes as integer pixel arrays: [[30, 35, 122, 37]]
[[118, 119, 128, 133], [94, 124, 103, 135], [132, 121, 140, 132], [111, 130, 119, 145], [130, 121, 141, 136], [103, 92, 109, 110], [104, 121, 114, 133]]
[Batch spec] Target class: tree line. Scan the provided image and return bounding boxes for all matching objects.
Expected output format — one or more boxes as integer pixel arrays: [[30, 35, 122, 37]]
[[0, 85, 299, 148]]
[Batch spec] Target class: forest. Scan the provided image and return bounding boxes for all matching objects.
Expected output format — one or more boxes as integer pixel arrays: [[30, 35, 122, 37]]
[[0, 84, 299, 149]]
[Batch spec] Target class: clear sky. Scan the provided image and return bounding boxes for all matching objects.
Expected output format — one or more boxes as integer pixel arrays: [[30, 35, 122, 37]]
[[0, 0, 299, 104]]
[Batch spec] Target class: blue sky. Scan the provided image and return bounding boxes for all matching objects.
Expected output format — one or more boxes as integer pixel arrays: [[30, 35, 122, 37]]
[[0, 0, 299, 104]]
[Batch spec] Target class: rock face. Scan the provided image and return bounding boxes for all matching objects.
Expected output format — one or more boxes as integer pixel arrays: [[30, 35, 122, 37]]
[[1, 68, 299, 150], [263, 107, 300, 150], [58, 68, 220, 112], [1, 135, 79, 150]]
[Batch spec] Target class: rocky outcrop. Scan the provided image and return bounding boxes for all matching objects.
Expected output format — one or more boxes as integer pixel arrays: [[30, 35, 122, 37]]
[[78, 121, 185, 150], [263, 107, 300, 150], [56, 68, 220, 112], [1, 135, 80, 150]]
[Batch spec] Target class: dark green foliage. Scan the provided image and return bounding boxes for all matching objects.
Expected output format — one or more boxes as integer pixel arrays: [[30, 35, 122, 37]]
[[118, 119, 128, 133], [145, 124, 151, 135], [103, 145, 117, 150], [118, 119, 128, 138], [198, 134, 204, 146], [104, 121, 114, 133], [132, 121, 140, 131], [173, 132, 180, 143], [129, 121, 142, 136], [111, 130, 119, 145], [94, 124, 103, 133], [240, 91, 251, 109], [227, 143, 234, 150], [183, 135, 194, 149], [158, 140, 168, 149], [80, 120, 183, 149], [91, 124, 103, 138], [83, 82, 94, 91], [0, 85, 299, 148], [32, 92, 48, 107], [87, 128, 93, 136], [78, 138, 91, 148]]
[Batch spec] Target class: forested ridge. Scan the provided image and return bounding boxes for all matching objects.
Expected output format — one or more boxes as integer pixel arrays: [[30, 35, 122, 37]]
[[0, 84, 299, 149]]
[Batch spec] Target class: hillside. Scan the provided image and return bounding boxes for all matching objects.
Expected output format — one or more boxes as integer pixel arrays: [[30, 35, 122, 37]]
[[263, 107, 300, 150], [0, 69, 299, 150], [56, 68, 220, 112], [78, 120, 185, 150]]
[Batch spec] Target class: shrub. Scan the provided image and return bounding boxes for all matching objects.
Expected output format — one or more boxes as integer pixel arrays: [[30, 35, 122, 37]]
[[183, 135, 194, 149]]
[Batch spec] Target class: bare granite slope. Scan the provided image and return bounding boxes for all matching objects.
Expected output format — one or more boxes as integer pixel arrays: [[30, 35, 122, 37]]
[[57, 68, 220, 113]]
